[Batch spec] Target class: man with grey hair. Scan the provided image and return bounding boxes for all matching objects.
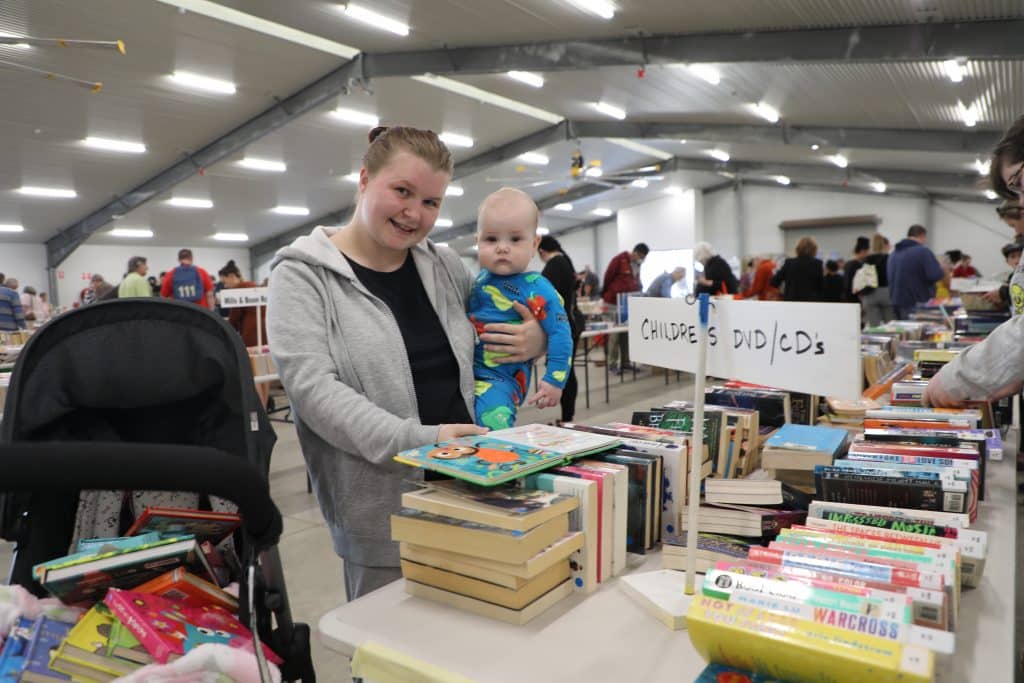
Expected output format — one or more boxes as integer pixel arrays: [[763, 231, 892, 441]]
[[645, 267, 687, 297], [118, 256, 152, 298]]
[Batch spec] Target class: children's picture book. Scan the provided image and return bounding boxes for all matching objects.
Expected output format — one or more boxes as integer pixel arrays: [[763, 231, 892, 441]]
[[394, 429, 617, 487], [49, 605, 141, 680], [125, 507, 241, 545], [695, 662, 798, 682], [0, 617, 33, 679], [134, 567, 239, 611], [18, 616, 73, 683]]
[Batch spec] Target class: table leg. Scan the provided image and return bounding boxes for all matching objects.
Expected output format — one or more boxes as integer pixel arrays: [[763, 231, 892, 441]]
[[584, 337, 591, 410], [604, 341, 610, 404]]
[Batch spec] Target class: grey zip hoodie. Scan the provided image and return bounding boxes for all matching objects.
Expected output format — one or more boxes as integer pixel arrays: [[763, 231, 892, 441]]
[[267, 227, 476, 567]]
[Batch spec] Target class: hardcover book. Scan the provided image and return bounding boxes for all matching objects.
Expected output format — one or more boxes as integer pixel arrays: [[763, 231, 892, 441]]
[[18, 617, 72, 683], [125, 507, 241, 545]]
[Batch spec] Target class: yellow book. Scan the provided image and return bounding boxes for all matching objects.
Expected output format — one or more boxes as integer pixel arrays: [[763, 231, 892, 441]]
[[687, 596, 933, 683], [49, 605, 141, 680]]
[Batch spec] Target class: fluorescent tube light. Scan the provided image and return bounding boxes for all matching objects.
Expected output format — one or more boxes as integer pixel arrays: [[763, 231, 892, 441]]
[[554, 203, 573, 211], [566, 0, 615, 20], [688, 64, 720, 85], [238, 157, 286, 172], [752, 101, 780, 123], [342, 172, 360, 183], [83, 136, 146, 154], [169, 70, 236, 94], [435, 218, 454, 228], [707, 149, 730, 162], [341, 3, 410, 36], [871, 181, 887, 193], [0, 224, 24, 232], [445, 186, 464, 197], [592, 208, 613, 217], [330, 107, 380, 127], [167, 197, 213, 208], [537, 226, 550, 235], [507, 71, 544, 88], [942, 59, 967, 83], [829, 154, 848, 168], [440, 132, 474, 148], [975, 158, 991, 176], [985, 189, 998, 200], [630, 179, 649, 189], [212, 232, 248, 241], [110, 228, 153, 238], [272, 205, 310, 216], [775, 175, 791, 186], [593, 101, 626, 120], [17, 186, 76, 198], [518, 152, 550, 166]]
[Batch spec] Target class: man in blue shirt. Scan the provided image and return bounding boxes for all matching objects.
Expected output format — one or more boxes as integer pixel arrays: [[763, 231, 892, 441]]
[[645, 267, 687, 298], [887, 225, 945, 319], [0, 275, 26, 331]]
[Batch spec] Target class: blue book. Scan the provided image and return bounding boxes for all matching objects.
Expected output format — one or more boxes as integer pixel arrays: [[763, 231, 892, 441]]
[[17, 617, 71, 682], [0, 618, 34, 681], [74, 532, 161, 554], [765, 424, 847, 455]]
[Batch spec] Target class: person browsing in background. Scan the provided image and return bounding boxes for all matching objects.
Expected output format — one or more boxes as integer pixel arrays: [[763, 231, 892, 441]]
[[925, 114, 1024, 410], [737, 256, 780, 300], [982, 243, 1022, 310], [218, 260, 266, 348], [769, 236, 823, 302], [842, 236, 870, 303], [36, 292, 51, 321], [822, 260, 844, 302], [738, 258, 755, 293], [887, 225, 945, 319], [952, 254, 981, 278], [578, 265, 599, 300], [161, 248, 214, 308], [601, 242, 648, 373], [538, 235, 585, 425], [471, 189, 573, 430], [0, 277, 25, 331], [645, 267, 686, 298], [267, 126, 547, 601], [117, 256, 152, 298], [89, 274, 114, 303], [857, 233, 894, 326], [694, 241, 739, 295]]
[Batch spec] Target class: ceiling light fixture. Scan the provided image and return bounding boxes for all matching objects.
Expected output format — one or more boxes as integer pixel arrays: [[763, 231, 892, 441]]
[[238, 157, 287, 172], [829, 154, 848, 168], [775, 175, 791, 186], [942, 59, 967, 83], [985, 189, 998, 200], [271, 205, 310, 216], [630, 179, 649, 189], [340, 3, 410, 36], [0, 224, 24, 232], [329, 107, 380, 127], [566, 0, 615, 20], [688, 64, 721, 85], [167, 197, 213, 208], [506, 70, 544, 88], [959, 100, 977, 128], [554, 203, 573, 211], [445, 185, 464, 197], [593, 101, 626, 120], [537, 226, 550, 235], [707, 149, 730, 162], [83, 136, 147, 154], [435, 242, 449, 247], [17, 186, 76, 198], [679, 139, 688, 144], [664, 186, 684, 196], [752, 101, 780, 123], [584, 166, 604, 178], [435, 218, 454, 228], [110, 228, 153, 238], [518, 152, 550, 166], [975, 158, 991, 176], [212, 232, 249, 242], [811, 144, 820, 151], [342, 172, 360, 183], [592, 208, 613, 217], [168, 70, 236, 94], [871, 181, 887, 193], [439, 132, 474, 148]]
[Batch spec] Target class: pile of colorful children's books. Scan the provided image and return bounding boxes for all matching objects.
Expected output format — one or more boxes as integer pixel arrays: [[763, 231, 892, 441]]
[[0, 506, 282, 681]]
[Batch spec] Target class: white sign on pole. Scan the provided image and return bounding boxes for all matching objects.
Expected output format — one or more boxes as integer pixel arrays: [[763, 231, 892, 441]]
[[218, 287, 268, 309], [628, 297, 863, 400]]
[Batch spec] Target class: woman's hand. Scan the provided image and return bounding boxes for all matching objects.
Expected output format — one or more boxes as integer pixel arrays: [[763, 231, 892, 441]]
[[481, 301, 547, 365], [438, 424, 489, 442]]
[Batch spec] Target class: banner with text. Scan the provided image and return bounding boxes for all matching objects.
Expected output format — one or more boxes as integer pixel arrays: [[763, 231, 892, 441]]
[[628, 297, 863, 400], [218, 287, 267, 309]]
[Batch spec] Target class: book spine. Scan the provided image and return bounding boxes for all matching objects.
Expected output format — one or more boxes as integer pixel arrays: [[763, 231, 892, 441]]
[[103, 591, 174, 664], [815, 471, 946, 512], [816, 511, 956, 538], [686, 596, 933, 683]]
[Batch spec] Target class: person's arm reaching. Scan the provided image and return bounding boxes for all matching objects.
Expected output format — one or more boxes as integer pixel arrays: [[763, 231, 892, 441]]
[[268, 261, 450, 463], [925, 315, 1024, 406]]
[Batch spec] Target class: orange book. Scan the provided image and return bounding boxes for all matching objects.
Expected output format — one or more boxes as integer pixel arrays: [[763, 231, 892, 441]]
[[134, 568, 238, 612]]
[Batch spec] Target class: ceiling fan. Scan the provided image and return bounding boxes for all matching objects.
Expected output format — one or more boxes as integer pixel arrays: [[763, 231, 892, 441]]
[[0, 36, 125, 92], [485, 147, 665, 194]]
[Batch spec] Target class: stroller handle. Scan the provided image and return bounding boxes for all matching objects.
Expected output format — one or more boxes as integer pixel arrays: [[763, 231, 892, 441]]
[[0, 442, 283, 551]]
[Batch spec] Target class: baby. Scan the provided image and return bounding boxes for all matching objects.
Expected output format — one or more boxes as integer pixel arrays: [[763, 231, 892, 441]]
[[469, 187, 573, 430]]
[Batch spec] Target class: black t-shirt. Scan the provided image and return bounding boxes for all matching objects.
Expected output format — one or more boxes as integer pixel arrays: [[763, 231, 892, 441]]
[[345, 253, 471, 426]]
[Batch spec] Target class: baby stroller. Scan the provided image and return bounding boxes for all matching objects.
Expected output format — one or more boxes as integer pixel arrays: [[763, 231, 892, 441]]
[[0, 299, 314, 682]]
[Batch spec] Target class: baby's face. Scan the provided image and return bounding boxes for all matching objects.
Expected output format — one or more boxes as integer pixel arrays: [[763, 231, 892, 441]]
[[477, 202, 539, 275]]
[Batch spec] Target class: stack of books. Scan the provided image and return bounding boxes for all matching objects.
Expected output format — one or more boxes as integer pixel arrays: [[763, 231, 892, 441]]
[[0, 506, 281, 681], [817, 396, 880, 435], [391, 481, 583, 624], [662, 401, 763, 477], [760, 423, 849, 493], [913, 348, 960, 379]]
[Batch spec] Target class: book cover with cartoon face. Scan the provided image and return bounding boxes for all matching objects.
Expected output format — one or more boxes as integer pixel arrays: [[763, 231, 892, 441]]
[[395, 436, 563, 486]]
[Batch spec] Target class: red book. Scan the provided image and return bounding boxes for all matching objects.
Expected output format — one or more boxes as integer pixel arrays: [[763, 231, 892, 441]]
[[104, 588, 281, 665]]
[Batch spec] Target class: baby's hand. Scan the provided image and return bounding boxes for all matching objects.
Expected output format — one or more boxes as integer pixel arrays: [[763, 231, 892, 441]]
[[528, 381, 563, 410]]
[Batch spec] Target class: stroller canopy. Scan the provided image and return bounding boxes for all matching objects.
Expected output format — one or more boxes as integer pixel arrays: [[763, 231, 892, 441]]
[[1, 298, 275, 472]]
